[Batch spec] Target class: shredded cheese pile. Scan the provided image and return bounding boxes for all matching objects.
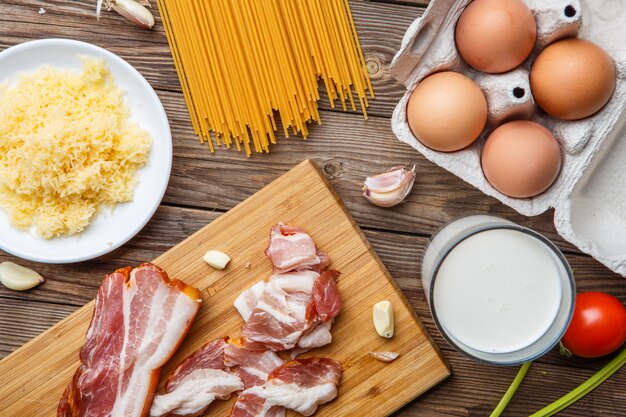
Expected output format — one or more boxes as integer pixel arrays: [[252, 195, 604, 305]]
[[0, 57, 151, 239]]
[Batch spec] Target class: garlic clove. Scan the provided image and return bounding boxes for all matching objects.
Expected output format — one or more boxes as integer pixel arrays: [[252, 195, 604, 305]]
[[0, 262, 45, 291], [363, 165, 415, 208], [203, 250, 231, 270], [369, 351, 400, 363], [373, 300, 395, 338], [111, 0, 155, 29]]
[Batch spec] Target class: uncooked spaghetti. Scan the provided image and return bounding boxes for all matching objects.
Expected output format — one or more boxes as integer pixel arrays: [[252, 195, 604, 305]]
[[157, 0, 373, 155]]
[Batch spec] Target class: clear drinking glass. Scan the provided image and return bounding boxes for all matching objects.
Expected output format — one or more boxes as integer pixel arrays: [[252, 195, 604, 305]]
[[421, 215, 576, 365]]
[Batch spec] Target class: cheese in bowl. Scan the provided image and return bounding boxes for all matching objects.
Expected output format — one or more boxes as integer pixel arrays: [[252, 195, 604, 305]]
[[0, 57, 151, 239]]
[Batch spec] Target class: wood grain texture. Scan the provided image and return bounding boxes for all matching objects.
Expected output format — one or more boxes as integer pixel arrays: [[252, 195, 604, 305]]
[[0, 161, 449, 417], [1, 0, 626, 416]]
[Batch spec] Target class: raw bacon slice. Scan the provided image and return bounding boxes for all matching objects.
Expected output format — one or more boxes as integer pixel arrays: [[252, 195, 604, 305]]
[[150, 338, 244, 417], [224, 341, 285, 389], [290, 320, 334, 359], [230, 359, 342, 417], [58, 263, 202, 417], [312, 270, 341, 322], [237, 270, 341, 352], [240, 271, 319, 351], [265, 222, 330, 273], [234, 281, 267, 322]]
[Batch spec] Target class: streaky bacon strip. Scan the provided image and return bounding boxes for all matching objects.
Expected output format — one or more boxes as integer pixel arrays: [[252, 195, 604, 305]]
[[224, 340, 285, 389], [265, 222, 330, 274], [150, 338, 244, 417], [165, 338, 229, 391], [230, 359, 342, 417], [58, 263, 202, 417]]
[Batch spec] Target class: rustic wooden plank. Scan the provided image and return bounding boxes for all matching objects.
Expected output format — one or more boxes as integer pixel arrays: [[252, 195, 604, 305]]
[[0, 298, 75, 358], [0, 0, 422, 118], [2, 203, 622, 309]]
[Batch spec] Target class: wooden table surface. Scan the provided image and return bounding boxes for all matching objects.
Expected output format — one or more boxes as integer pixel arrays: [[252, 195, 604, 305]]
[[1, 1, 624, 416]]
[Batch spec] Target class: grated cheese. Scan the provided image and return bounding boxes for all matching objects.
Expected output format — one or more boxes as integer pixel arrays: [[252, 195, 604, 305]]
[[0, 57, 151, 239]]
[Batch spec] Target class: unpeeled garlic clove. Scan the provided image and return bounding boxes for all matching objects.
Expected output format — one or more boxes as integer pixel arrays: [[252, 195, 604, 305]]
[[0, 262, 45, 291], [111, 0, 155, 29], [369, 351, 400, 363], [362, 165, 415, 207], [372, 300, 395, 338]]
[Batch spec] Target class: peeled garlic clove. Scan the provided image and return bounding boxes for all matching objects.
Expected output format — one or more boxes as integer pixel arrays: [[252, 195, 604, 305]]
[[0, 262, 45, 291], [111, 0, 155, 29], [369, 351, 400, 363], [373, 300, 394, 338], [363, 165, 415, 208], [203, 250, 231, 270]]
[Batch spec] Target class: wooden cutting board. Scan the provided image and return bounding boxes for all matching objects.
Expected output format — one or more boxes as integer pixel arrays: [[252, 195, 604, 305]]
[[0, 160, 449, 417]]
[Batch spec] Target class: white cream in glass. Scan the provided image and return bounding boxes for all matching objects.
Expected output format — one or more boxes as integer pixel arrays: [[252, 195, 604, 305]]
[[421, 215, 575, 365]]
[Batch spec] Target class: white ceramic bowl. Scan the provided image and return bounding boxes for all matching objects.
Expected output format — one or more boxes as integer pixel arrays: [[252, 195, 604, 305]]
[[0, 39, 172, 263]]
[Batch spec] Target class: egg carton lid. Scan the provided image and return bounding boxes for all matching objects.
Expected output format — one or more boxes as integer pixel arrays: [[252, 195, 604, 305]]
[[390, 0, 626, 276]]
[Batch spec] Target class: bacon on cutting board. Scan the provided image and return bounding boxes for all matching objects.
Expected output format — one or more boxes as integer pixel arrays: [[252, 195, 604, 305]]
[[150, 338, 244, 417], [225, 341, 285, 389], [58, 263, 202, 417], [238, 271, 319, 351], [230, 358, 342, 417], [236, 269, 341, 353], [265, 222, 330, 273]]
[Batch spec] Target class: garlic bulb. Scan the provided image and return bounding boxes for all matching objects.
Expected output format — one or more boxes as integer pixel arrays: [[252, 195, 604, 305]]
[[362, 165, 415, 207]]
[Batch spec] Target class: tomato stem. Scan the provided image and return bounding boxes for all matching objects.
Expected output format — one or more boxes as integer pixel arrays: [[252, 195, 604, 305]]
[[529, 346, 626, 416], [558, 342, 572, 358], [489, 362, 532, 417]]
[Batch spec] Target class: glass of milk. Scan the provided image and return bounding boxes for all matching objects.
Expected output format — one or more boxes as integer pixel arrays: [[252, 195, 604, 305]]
[[422, 215, 575, 365]]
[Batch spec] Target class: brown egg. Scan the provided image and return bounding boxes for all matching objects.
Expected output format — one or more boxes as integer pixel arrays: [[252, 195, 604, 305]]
[[482, 121, 561, 198], [455, 0, 537, 74], [407, 71, 487, 152], [530, 38, 616, 120]]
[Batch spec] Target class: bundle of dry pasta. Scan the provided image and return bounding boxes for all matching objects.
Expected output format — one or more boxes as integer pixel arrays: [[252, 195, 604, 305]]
[[157, 0, 373, 155]]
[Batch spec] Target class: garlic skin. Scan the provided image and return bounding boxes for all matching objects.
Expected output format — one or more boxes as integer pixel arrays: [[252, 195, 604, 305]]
[[363, 165, 415, 208], [0, 262, 45, 291], [369, 351, 400, 363]]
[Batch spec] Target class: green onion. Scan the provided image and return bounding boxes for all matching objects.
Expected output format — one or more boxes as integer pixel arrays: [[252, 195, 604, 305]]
[[529, 347, 626, 417], [490, 362, 532, 417]]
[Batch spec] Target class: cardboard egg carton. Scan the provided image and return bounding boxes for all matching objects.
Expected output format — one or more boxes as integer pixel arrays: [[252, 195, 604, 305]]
[[390, 0, 626, 275]]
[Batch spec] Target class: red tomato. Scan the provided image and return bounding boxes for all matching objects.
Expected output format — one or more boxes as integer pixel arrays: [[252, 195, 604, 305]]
[[561, 292, 626, 358]]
